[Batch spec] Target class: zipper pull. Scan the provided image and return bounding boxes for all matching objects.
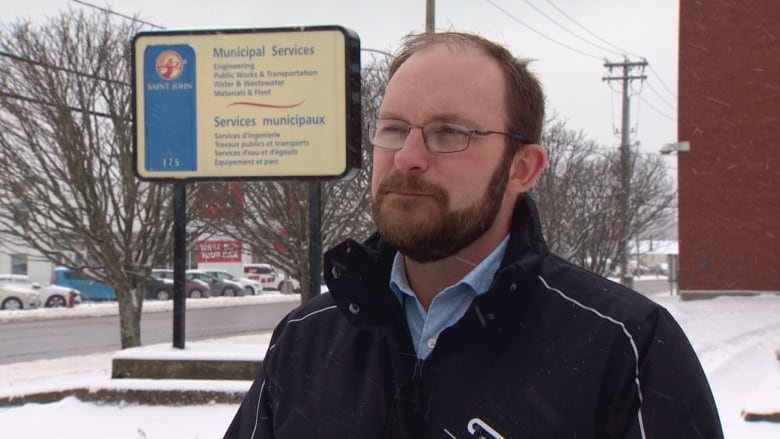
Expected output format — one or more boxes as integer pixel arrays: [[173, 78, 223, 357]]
[[468, 418, 505, 439], [412, 358, 423, 381]]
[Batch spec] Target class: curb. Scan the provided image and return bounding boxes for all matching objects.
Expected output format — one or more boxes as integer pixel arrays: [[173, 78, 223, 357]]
[[0, 387, 246, 407]]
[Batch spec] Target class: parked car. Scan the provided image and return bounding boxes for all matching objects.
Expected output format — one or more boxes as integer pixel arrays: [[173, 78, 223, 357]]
[[202, 269, 264, 295], [628, 259, 652, 276], [185, 269, 245, 297], [0, 274, 81, 308], [52, 267, 116, 301], [243, 263, 299, 293], [145, 276, 174, 301], [0, 284, 41, 310], [150, 269, 211, 299], [285, 277, 302, 294]]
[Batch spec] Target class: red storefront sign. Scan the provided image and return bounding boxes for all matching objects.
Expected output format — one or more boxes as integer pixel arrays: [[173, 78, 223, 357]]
[[197, 240, 242, 263]]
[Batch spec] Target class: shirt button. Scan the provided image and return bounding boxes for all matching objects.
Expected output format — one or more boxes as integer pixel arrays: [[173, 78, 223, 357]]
[[427, 338, 437, 349]]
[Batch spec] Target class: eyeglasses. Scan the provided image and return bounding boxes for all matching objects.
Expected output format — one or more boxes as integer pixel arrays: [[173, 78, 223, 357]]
[[371, 118, 528, 153]]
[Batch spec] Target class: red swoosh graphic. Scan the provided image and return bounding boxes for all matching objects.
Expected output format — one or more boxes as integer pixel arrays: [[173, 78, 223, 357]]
[[227, 101, 305, 109]]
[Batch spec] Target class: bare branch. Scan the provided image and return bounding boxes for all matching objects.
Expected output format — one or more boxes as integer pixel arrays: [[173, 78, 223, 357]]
[[0, 9, 177, 348]]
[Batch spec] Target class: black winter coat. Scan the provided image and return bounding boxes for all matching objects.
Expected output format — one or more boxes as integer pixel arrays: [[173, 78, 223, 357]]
[[225, 196, 723, 439]]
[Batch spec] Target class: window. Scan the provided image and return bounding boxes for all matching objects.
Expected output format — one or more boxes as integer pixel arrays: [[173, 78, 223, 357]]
[[64, 269, 90, 280], [187, 246, 198, 269], [11, 254, 27, 275]]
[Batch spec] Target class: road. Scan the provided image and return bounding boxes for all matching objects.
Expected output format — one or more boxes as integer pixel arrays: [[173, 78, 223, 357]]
[[0, 301, 298, 365], [631, 277, 674, 296], [0, 279, 671, 365]]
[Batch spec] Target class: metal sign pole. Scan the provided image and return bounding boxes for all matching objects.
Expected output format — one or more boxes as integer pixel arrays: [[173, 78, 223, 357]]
[[173, 181, 187, 348], [307, 181, 322, 302]]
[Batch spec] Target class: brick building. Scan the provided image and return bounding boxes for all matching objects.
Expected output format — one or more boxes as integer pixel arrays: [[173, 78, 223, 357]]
[[678, 1, 779, 296]]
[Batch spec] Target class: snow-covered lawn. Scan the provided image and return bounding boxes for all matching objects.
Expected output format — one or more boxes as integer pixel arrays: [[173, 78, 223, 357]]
[[1, 291, 778, 438]]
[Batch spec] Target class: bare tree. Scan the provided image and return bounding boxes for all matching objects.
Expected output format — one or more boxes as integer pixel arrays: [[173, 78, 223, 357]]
[[0, 9, 179, 348], [532, 117, 675, 276], [212, 54, 389, 301]]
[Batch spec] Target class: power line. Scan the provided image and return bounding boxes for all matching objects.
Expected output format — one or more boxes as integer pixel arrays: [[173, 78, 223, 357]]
[[0, 50, 129, 86], [647, 64, 677, 100], [71, 0, 164, 29], [539, 0, 678, 104], [521, 0, 624, 57], [485, 0, 605, 60], [0, 5, 134, 113], [644, 81, 676, 110], [495, 1, 678, 149], [74, 0, 393, 74], [544, 0, 639, 58], [0, 91, 116, 119], [631, 89, 642, 143], [487, 0, 677, 106], [639, 95, 676, 121]]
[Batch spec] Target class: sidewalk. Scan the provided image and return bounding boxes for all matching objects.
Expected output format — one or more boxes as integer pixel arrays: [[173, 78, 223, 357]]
[[1, 293, 297, 406], [0, 332, 272, 406]]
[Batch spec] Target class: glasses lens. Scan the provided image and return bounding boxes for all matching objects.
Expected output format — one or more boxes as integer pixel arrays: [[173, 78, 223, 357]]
[[372, 119, 409, 150], [423, 122, 470, 152]]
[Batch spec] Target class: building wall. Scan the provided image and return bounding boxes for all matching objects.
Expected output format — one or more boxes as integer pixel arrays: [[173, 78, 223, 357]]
[[678, 0, 780, 291], [0, 246, 55, 285]]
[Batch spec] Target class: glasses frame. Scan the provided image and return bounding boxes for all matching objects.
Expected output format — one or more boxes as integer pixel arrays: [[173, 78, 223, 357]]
[[371, 118, 528, 154]]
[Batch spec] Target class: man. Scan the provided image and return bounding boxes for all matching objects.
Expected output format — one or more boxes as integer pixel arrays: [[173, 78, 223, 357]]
[[225, 32, 722, 439]]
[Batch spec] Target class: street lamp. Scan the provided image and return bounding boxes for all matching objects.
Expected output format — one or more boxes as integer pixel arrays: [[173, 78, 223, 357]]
[[658, 140, 689, 295], [660, 141, 690, 155]]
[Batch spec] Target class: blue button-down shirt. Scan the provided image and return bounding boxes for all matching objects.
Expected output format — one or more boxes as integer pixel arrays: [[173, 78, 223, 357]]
[[390, 235, 509, 359]]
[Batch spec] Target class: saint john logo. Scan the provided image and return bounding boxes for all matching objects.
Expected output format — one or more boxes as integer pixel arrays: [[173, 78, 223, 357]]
[[155, 49, 186, 80], [143, 44, 197, 172]]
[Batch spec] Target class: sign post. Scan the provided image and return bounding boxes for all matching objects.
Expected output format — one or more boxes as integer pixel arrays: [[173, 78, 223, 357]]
[[132, 26, 361, 348], [172, 182, 187, 348]]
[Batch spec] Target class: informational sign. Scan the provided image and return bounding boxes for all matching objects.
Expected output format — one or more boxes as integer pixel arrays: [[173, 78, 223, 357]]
[[197, 240, 242, 263], [132, 26, 361, 181]]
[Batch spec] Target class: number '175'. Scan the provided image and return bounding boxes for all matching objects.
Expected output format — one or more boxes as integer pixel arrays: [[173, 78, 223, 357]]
[[162, 157, 180, 167]]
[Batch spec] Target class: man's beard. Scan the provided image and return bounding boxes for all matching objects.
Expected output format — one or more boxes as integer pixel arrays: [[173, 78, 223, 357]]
[[371, 158, 510, 263]]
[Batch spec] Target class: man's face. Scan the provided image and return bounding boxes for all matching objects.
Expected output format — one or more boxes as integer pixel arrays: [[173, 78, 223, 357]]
[[370, 44, 514, 262], [372, 153, 511, 262]]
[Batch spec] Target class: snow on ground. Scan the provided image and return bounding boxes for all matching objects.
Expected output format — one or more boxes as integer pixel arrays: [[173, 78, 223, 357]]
[[0, 290, 299, 324], [652, 293, 780, 438], [1, 285, 779, 438]]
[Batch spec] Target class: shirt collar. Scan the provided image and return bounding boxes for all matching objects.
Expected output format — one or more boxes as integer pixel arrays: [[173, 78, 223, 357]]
[[390, 235, 511, 303]]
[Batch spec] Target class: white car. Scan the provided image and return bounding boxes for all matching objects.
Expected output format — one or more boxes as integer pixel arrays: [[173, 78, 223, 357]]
[[0, 274, 80, 308], [0, 284, 42, 310], [202, 269, 264, 295], [243, 264, 300, 294]]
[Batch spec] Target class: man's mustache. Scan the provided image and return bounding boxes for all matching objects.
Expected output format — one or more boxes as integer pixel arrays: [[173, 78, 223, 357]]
[[376, 173, 447, 200]]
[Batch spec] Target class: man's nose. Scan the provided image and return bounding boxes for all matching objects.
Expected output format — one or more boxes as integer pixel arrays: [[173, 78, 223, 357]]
[[393, 127, 430, 173]]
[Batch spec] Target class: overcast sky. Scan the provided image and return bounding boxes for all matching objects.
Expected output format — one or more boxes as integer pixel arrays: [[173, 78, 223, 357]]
[[1, 0, 680, 157]]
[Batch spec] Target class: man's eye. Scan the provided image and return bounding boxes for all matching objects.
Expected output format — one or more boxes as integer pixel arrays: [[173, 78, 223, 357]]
[[380, 124, 407, 134], [436, 124, 467, 136]]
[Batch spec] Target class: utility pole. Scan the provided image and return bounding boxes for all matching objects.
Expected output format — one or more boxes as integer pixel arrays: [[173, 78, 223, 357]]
[[426, 0, 435, 32], [602, 57, 647, 289]]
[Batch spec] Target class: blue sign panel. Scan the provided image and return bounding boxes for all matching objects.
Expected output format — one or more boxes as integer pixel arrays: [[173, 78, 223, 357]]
[[143, 44, 197, 171]]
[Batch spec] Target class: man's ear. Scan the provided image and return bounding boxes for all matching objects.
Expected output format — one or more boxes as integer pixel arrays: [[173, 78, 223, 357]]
[[506, 144, 547, 195]]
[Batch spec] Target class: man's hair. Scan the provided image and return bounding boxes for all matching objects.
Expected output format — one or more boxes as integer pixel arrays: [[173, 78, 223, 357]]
[[388, 32, 545, 148]]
